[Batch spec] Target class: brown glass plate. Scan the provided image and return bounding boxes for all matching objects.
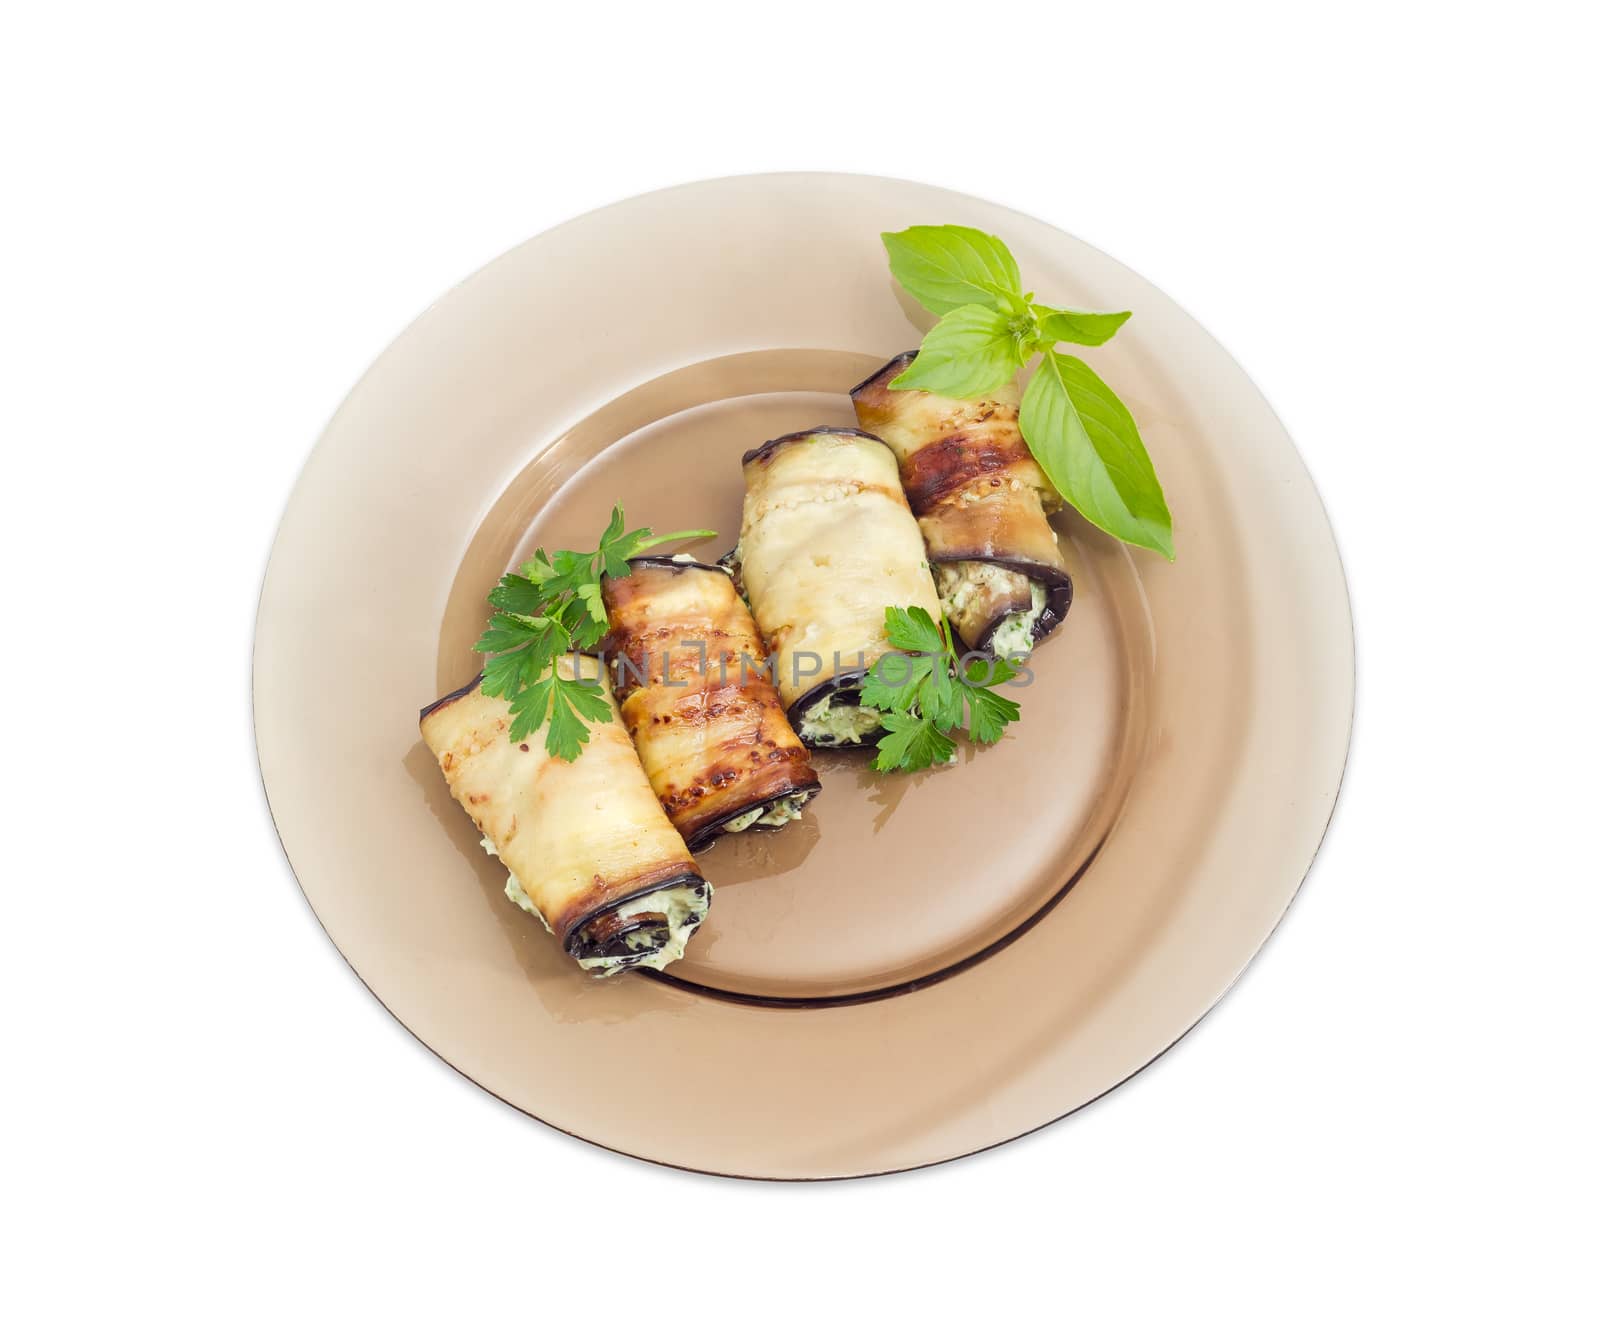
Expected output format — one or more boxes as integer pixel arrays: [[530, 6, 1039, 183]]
[[254, 174, 1353, 1179]]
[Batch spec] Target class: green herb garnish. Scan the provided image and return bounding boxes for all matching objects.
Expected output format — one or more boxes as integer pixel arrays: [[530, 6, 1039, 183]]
[[858, 606, 1022, 773], [882, 225, 1173, 560], [473, 507, 714, 760]]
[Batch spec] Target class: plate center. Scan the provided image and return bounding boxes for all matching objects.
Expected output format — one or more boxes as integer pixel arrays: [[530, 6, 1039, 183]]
[[438, 350, 1151, 1002]]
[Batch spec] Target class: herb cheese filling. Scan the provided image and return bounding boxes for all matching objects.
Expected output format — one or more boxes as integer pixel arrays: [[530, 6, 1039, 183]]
[[568, 883, 709, 976], [482, 837, 709, 977], [721, 791, 811, 833], [988, 581, 1048, 658], [799, 693, 884, 746], [936, 560, 1047, 657]]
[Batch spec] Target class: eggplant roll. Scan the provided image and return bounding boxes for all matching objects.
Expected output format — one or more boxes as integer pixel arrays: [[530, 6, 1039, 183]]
[[602, 557, 821, 848], [851, 353, 1073, 657], [729, 427, 942, 748], [419, 655, 709, 976]]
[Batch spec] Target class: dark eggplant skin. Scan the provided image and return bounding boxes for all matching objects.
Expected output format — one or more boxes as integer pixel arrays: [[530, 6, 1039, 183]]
[[625, 554, 729, 576], [850, 352, 1073, 655], [966, 561, 1073, 654], [715, 547, 746, 599], [684, 794, 809, 847], [602, 557, 821, 847], [419, 671, 485, 721], [740, 425, 893, 467], [563, 872, 709, 967], [552, 858, 709, 956], [846, 354, 917, 402]]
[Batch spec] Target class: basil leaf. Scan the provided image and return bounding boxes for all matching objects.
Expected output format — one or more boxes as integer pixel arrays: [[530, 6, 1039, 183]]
[[882, 225, 1023, 317], [1020, 351, 1174, 559], [889, 305, 1024, 398], [1034, 306, 1132, 348]]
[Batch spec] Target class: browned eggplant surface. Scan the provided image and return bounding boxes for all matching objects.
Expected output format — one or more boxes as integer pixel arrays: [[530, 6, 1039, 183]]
[[851, 354, 1072, 655], [602, 557, 820, 847]]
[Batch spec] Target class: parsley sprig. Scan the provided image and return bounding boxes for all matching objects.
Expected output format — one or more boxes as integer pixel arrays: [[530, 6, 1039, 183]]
[[859, 606, 1022, 773], [473, 507, 714, 760]]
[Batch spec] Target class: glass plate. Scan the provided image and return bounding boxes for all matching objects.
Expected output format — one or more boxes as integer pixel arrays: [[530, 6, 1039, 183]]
[[254, 174, 1353, 1179]]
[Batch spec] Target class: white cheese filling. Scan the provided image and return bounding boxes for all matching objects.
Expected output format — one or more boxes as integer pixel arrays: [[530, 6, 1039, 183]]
[[721, 791, 811, 833], [799, 693, 883, 746], [571, 882, 710, 976], [482, 836, 709, 977], [720, 542, 747, 599], [988, 581, 1048, 658], [935, 562, 1047, 658], [935, 558, 1024, 622], [483, 836, 555, 934]]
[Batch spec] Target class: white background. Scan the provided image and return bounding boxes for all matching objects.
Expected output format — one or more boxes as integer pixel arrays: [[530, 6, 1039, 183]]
[[3, 3, 1596, 1323]]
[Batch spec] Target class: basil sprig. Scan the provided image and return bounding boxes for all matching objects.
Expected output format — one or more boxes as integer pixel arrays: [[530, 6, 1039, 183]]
[[882, 225, 1173, 560]]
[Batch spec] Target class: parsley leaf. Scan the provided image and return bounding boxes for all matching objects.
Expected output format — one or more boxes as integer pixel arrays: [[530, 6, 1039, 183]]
[[474, 612, 545, 654], [883, 605, 945, 655], [472, 508, 714, 759], [541, 672, 614, 761], [961, 656, 1022, 744], [596, 506, 627, 551], [858, 648, 937, 712], [520, 550, 556, 584], [506, 673, 555, 744], [867, 606, 1022, 772], [576, 579, 607, 628], [872, 711, 957, 774], [480, 643, 533, 700], [920, 664, 963, 733], [487, 575, 549, 615]]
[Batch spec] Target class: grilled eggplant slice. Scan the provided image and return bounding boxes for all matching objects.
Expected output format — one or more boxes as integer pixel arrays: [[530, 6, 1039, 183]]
[[851, 353, 1073, 656], [419, 655, 709, 976], [602, 556, 820, 848], [730, 427, 942, 748]]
